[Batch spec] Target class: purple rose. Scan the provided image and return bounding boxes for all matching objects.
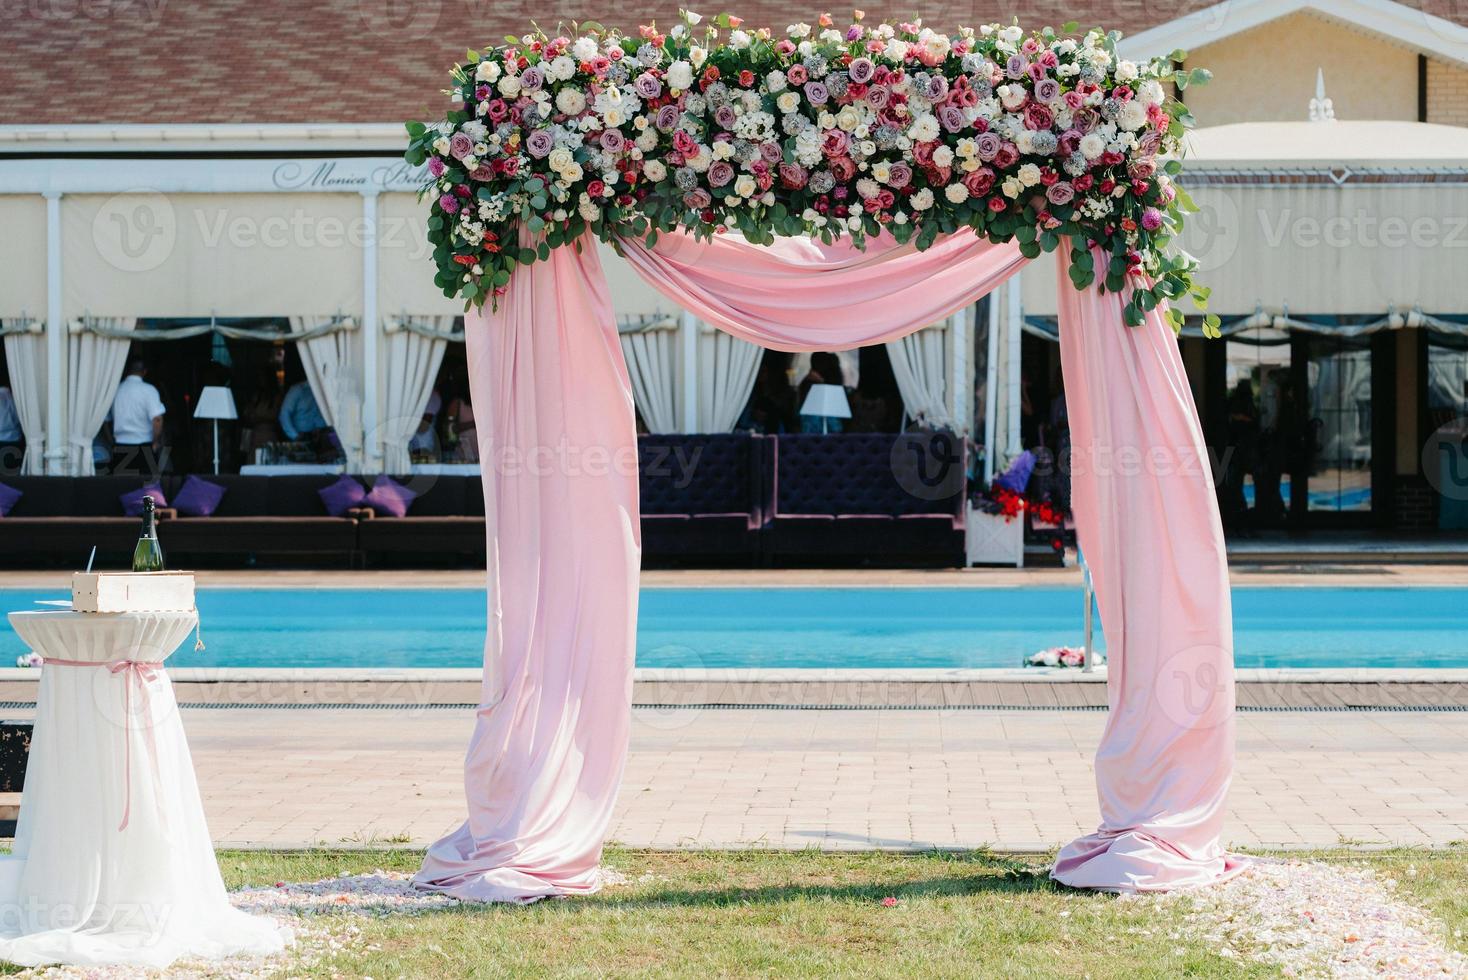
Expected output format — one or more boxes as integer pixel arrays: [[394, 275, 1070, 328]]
[[848, 56, 875, 84], [519, 66, 545, 92], [1142, 207, 1164, 232], [1072, 107, 1100, 133], [866, 86, 890, 109], [656, 104, 681, 131], [683, 188, 712, 209], [600, 129, 626, 153], [448, 133, 474, 160], [938, 105, 966, 133], [525, 129, 555, 158], [438, 192, 460, 214], [635, 71, 663, 99], [1006, 54, 1028, 79], [845, 24, 862, 42], [1045, 181, 1075, 206], [759, 140, 783, 163], [926, 74, 948, 100], [975, 131, 1002, 161], [707, 161, 735, 187], [714, 104, 738, 129], [804, 81, 830, 105], [886, 161, 913, 189], [1034, 78, 1061, 103], [428, 157, 446, 177]]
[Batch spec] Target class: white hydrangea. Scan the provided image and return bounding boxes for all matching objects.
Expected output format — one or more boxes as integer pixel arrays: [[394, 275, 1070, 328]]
[[642, 159, 667, 181], [910, 188, 935, 210], [1138, 79, 1166, 107], [1117, 101, 1148, 132], [571, 37, 598, 61], [667, 61, 694, 91], [945, 184, 969, 204], [729, 29, 751, 49], [1079, 132, 1106, 160], [549, 56, 576, 81], [907, 114, 940, 143], [556, 88, 587, 115]]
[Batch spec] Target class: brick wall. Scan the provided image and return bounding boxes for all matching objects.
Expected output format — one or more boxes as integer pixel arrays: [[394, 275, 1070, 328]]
[[1427, 58, 1468, 127], [1393, 475, 1438, 530]]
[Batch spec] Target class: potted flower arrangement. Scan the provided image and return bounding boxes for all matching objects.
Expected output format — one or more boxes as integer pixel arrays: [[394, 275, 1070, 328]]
[[967, 450, 1070, 565], [1025, 645, 1104, 668]]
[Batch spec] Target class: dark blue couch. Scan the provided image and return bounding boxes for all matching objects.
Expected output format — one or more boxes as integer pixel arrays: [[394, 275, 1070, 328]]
[[638, 433, 768, 563], [767, 432, 967, 564]]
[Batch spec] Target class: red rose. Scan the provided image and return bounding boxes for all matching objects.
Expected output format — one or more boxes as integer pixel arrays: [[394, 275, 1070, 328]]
[[739, 69, 754, 87], [987, 195, 1007, 212], [962, 168, 995, 197], [587, 179, 606, 198]]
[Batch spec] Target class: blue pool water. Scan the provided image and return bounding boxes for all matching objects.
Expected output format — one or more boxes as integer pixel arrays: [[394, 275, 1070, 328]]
[[1, 587, 1463, 670]]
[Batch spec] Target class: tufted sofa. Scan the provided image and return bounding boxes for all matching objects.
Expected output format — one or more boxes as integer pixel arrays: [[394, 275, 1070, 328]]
[[767, 432, 967, 564], [354, 475, 485, 564], [639, 433, 770, 564]]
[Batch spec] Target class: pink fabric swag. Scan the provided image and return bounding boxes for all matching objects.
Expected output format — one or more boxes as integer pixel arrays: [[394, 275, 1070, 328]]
[[419, 228, 1239, 901]]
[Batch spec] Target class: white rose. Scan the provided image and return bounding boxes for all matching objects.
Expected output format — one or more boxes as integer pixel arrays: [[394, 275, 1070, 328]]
[[572, 37, 598, 61], [690, 46, 707, 68], [1000, 25, 1023, 43], [907, 114, 940, 143], [603, 107, 624, 127], [1018, 163, 1042, 187], [547, 147, 573, 171], [787, 22, 811, 38], [871, 161, 891, 182], [556, 88, 587, 115], [734, 175, 757, 198], [497, 75, 522, 97], [777, 91, 801, 114], [667, 61, 694, 91], [475, 60, 501, 82], [858, 140, 876, 157], [835, 107, 861, 132], [765, 69, 787, 92], [1002, 175, 1024, 198], [1115, 60, 1139, 83], [432, 136, 451, 155], [997, 84, 1027, 110], [884, 38, 908, 62], [944, 184, 969, 204], [1117, 100, 1148, 132]]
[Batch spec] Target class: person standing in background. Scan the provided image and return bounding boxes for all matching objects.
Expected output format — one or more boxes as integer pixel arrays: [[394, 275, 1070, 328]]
[[0, 381, 22, 474], [107, 358, 166, 477], [278, 379, 327, 442], [409, 388, 443, 460]]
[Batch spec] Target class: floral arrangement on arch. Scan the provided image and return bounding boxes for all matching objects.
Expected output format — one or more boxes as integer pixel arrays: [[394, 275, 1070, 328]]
[[405, 10, 1220, 333]]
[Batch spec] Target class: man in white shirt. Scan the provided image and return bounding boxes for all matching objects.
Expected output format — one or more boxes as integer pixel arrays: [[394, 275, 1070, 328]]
[[0, 381, 23, 474], [108, 358, 166, 477]]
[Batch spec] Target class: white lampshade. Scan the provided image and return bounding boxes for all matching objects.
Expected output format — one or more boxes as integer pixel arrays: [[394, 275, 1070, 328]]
[[194, 385, 238, 421], [800, 383, 852, 419]]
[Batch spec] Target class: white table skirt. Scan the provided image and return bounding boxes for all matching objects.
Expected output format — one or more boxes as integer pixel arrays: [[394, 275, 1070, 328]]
[[239, 463, 344, 476], [0, 610, 287, 968]]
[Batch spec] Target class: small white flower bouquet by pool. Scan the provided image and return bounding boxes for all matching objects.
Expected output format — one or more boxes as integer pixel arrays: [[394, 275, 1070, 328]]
[[1026, 646, 1104, 669]]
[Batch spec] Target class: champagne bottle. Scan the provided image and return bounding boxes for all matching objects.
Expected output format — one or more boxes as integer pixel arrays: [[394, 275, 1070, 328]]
[[131, 495, 165, 572]]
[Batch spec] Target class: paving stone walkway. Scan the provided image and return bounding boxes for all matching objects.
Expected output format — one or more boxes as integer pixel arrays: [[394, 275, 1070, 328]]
[[152, 705, 1468, 851]]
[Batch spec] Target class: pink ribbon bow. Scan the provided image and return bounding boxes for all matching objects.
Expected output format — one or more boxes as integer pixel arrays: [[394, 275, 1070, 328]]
[[43, 656, 167, 831]]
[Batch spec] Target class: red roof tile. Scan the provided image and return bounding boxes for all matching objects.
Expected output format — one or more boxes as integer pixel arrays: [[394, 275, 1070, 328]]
[[1, 1, 1463, 124]]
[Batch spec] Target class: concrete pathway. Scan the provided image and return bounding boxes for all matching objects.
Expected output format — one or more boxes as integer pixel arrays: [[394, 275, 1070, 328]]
[[156, 705, 1467, 851]]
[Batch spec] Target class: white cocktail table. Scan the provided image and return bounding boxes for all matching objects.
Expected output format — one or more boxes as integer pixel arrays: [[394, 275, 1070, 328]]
[[0, 609, 287, 968]]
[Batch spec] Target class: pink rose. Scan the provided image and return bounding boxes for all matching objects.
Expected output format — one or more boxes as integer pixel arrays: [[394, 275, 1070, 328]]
[[820, 129, 851, 158], [786, 64, 809, 86], [448, 133, 474, 160], [962, 167, 995, 197], [707, 161, 735, 187], [673, 130, 698, 155], [1023, 103, 1053, 131], [886, 162, 913, 189], [1045, 181, 1075, 206]]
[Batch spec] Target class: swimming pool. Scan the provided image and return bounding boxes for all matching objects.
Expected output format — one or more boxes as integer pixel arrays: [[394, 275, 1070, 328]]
[[2, 586, 1464, 670]]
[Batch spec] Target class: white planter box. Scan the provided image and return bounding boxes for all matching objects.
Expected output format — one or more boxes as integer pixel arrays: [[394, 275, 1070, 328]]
[[965, 506, 1024, 567]]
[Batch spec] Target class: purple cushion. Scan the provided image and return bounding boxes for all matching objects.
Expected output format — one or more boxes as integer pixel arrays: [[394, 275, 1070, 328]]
[[993, 450, 1037, 494], [362, 475, 418, 518], [0, 481, 21, 517], [317, 475, 367, 517], [174, 476, 228, 517], [119, 484, 168, 517]]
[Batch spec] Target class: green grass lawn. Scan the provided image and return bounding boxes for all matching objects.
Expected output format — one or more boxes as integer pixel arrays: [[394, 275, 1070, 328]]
[[212, 847, 1466, 979]]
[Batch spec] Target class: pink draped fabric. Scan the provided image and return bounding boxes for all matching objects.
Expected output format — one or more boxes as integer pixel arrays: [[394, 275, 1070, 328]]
[[425, 228, 1238, 901], [616, 227, 1028, 349], [1051, 242, 1243, 892], [413, 234, 641, 903]]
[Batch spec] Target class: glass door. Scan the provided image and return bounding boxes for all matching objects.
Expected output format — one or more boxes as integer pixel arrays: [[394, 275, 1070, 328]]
[[1300, 334, 1374, 516], [1217, 327, 1294, 530]]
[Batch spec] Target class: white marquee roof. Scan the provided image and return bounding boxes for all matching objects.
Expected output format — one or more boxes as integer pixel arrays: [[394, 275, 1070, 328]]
[[1182, 121, 1468, 169]]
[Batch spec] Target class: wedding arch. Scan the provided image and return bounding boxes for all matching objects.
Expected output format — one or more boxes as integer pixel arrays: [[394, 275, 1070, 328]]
[[404, 12, 1239, 901]]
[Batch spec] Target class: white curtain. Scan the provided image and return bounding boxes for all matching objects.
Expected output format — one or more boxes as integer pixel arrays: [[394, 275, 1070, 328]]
[[618, 316, 678, 434], [67, 317, 136, 476], [381, 317, 450, 473], [290, 316, 362, 469], [698, 328, 762, 432], [886, 321, 953, 428], [2, 323, 46, 474]]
